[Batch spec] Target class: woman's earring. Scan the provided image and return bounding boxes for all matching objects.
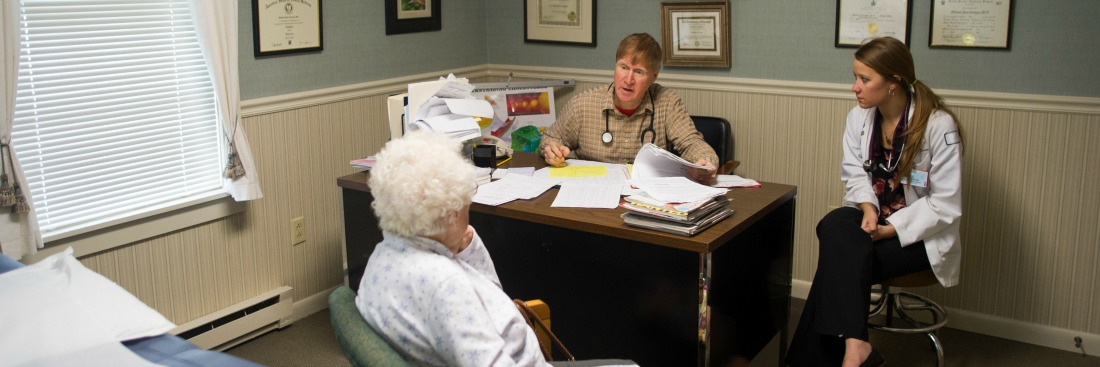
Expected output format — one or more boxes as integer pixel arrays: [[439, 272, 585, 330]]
[[889, 88, 895, 96]]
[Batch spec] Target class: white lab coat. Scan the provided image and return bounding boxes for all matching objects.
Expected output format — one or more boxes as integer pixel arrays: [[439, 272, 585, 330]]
[[841, 103, 963, 287]]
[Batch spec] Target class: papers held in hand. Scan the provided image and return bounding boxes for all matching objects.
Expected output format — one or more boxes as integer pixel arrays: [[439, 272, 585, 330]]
[[631, 143, 714, 180]]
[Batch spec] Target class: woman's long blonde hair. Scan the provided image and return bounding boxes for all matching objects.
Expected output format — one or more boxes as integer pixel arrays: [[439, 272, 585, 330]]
[[856, 37, 964, 180]]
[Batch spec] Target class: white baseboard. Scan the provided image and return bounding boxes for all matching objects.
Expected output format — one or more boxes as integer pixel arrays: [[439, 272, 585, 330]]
[[792, 279, 1096, 357], [293, 285, 340, 321], [296, 281, 1100, 357]]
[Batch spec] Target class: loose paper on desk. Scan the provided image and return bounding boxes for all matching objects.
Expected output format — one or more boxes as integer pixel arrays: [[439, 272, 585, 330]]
[[551, 182, 622, 209], [472, 175, 560, 206], [632, 143, 714, 180], [533, 159, 630, 187], [713, 175, 761, 188], [509, 167, 535, 176], [632, 176, 728, 203]]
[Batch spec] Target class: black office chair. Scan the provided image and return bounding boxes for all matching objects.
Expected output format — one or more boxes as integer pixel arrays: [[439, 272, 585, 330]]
[[690, 115, 739, 174]]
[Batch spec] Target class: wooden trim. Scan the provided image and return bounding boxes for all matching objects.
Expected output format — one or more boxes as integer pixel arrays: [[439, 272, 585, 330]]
[[244, 64, 1100, 117]]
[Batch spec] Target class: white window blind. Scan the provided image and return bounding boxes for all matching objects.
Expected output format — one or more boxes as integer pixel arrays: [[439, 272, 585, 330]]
[[11, 0, 225, 239]]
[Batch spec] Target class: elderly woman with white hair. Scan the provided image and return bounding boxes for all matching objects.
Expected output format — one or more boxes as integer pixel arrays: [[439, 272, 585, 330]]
[[357, 131, 638, 367], [354, 131, 549, 366]]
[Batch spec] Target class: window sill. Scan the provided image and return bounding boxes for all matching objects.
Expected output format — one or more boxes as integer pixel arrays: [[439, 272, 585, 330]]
[[26, 195, 245, 262]]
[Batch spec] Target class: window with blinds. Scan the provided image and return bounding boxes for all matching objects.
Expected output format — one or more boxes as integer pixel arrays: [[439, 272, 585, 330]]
[[11, 1, 225, 240]]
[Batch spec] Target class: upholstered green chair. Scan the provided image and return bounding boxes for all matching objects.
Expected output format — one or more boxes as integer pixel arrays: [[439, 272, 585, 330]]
[[328, 285, 410, 367]]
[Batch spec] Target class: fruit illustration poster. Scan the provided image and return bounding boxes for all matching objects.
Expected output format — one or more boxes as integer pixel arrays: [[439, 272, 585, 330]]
[[472, 87, 556, 143]]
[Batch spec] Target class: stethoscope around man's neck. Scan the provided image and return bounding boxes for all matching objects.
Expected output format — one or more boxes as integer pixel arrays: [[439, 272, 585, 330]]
[[602, 87, 656, 144]]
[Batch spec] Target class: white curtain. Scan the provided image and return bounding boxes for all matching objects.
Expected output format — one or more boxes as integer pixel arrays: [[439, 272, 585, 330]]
[[0, 0, 43, 260], [189, 0, 263, 201]]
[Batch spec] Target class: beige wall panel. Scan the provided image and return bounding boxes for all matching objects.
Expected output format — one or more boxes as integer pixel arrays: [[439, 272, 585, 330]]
[[65, 72, 1099, 337]]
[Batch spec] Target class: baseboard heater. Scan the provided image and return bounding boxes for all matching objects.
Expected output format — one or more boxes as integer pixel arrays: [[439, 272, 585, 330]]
[[171, 286, 294, 351]]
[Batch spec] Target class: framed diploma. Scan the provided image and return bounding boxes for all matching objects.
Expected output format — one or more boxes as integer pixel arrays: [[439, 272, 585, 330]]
[[660, 2, 729, 68], [835, 0, 911, 48], [524, 0, 597, 47], [385, 0, 442, 35], [252, 0, 323, 57], [930, 0, 1013, 49]]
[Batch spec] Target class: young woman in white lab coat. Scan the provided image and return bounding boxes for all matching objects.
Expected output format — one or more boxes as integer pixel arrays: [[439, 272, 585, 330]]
[[786, 37, 965, 367]]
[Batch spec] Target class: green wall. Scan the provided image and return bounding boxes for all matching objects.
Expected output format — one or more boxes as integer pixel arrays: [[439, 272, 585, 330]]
[[237, 0, 488, 100], [239, 0, 1100, 99]]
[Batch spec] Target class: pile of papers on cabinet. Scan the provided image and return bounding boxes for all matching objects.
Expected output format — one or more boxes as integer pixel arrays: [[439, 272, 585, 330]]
[[406, 74, 493, 141]]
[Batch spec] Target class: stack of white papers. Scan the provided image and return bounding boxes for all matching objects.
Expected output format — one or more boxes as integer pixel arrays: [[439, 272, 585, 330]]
[[408, 112, 482, 141], [406, 74, 492, 142]]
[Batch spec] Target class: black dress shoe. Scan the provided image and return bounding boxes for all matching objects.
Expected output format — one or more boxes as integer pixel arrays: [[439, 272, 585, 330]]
[[860, 348, 884, 367]]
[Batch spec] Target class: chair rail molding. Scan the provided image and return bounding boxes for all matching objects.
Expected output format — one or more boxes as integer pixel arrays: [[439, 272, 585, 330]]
[[243, 64, 1100, 117]]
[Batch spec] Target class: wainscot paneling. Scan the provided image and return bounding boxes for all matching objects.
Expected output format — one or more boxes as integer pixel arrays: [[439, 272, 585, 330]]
[[67, 64, 1099, 355]]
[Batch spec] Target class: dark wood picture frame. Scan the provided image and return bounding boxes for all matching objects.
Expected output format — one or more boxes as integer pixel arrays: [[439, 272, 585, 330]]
[[252, 0, 324, 57], [524, 0, 597, 47], [385, 0, 442, 35], [660, 1, 730, 68]]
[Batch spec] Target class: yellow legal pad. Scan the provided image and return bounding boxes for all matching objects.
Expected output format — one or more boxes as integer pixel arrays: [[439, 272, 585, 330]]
[[548, 165, 607, 178]]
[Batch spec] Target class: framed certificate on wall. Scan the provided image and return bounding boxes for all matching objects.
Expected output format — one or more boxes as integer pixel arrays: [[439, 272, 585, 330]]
[[252, 0, 324, 57], [660, 2, 730, 68], [835, 0, 911, 47], [524, 0, 597, 46], [930, 0, 1013, 49]]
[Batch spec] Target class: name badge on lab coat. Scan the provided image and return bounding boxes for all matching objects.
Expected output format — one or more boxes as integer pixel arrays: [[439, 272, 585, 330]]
[[901, 170, 928, 188]]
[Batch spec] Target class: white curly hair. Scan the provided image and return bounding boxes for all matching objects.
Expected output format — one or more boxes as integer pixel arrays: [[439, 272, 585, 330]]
[[367, 131, 476, 238]]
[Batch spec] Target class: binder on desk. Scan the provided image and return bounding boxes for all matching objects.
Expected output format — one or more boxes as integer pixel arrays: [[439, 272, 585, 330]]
[[621, 208, 734, 237], [620, 196, 729, 224]]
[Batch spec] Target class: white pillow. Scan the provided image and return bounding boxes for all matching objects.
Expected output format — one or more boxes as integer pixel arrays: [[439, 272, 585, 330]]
[[0, 264, 160, 366], [0, 247, 176, 342]]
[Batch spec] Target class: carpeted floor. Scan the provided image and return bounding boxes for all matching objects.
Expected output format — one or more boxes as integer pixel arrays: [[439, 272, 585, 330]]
[[225, 298, 1099, 367], [225, 309, 350, 367]]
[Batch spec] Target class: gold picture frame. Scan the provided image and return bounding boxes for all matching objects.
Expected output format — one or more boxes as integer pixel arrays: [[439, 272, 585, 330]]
[[834, 0, 912, 48], [929, 0, 1013, 49], [660, 2, 729, 68]]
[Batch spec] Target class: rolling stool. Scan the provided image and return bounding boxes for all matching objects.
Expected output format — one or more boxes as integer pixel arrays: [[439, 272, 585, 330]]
[[868, 269, 949, 367]]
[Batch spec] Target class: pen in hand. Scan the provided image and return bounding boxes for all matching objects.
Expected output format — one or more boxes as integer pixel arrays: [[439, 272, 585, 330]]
[[542, 142, 569, 167]]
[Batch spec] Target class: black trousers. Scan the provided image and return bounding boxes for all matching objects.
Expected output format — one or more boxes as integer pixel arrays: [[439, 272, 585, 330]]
[[786, 207, 932, 367]]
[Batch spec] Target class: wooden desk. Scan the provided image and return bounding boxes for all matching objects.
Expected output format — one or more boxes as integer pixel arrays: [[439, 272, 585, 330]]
[[338, 154, 796, 367]]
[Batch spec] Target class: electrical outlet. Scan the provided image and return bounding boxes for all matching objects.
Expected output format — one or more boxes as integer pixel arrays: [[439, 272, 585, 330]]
[[291, 217, 306, 245]]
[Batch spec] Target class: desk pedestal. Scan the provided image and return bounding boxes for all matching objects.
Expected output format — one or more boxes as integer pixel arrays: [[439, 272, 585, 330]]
[[339, 173, 795, 367], [468, 201, 793, 366]]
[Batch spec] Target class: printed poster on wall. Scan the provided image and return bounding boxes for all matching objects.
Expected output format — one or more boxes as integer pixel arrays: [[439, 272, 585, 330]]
[[471, 87, 556, 145]]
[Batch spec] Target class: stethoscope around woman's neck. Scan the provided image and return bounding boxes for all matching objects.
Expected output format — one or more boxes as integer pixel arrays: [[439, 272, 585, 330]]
[[863, 96, 911, 173], [602, 88, 656, 144]]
